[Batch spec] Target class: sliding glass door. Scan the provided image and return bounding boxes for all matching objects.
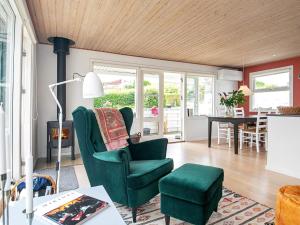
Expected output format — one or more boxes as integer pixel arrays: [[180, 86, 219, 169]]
[[163, 72, 183, 142], [141, 70, 183, 142], [92, 62, 216, 143], [141, 70, 164, 139]]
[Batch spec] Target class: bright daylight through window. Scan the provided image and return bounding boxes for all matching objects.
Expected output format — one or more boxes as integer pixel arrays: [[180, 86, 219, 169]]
[[186, 75, 214, 116], [250, 67, 292, 111], [93, 65, 137, 111]]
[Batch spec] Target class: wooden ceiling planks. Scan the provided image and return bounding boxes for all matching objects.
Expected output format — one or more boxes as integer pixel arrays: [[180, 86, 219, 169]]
[[26, 0, 300, 67]]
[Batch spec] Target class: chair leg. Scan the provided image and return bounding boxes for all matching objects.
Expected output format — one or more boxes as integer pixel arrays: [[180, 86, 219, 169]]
[[165, 215, 170, 225], [256, 134, 260, 152], [217, 127, 220, 144], [239, 130, 243, 150], [265, 133, 268, 151], [227, 128, 231, 148], [132, 207, 137, 223], [250, 135, 253, 148]]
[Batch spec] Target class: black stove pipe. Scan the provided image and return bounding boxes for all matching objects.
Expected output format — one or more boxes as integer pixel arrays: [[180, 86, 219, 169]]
[[48, 37, 75, 121]]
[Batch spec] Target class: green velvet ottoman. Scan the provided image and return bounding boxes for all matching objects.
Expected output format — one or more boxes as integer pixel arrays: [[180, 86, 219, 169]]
[[159, 163, 224, 225]]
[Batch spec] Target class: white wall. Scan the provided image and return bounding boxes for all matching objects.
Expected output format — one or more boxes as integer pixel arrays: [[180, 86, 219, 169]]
[[36, 44, 238, 158]]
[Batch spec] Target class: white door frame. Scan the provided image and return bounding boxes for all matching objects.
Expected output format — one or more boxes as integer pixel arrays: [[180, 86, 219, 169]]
[[20, 28, 33, 169]]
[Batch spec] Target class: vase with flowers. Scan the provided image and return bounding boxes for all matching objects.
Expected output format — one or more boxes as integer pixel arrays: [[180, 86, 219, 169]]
[[219, 90, 246, 117]]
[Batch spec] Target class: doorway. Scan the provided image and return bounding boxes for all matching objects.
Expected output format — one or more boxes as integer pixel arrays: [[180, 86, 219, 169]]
[[163, 72, 183, 142], [140, 70, 184, 142], [141, 70, 164, 140]]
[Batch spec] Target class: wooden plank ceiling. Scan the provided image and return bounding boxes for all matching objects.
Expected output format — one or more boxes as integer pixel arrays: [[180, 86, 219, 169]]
[[26, 0, 300, 68]]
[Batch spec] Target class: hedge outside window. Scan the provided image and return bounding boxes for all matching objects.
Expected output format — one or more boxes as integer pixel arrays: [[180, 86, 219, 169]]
[[93, 69, 181, 110], [93, 65, 137, 110]]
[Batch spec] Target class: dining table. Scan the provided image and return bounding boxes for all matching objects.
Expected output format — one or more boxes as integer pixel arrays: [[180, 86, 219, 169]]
[[207, 115, 267, 154]]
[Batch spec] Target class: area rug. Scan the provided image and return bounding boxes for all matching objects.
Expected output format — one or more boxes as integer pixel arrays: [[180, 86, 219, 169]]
[[116, 188, 275, 225], [34, 166, 79, 192]]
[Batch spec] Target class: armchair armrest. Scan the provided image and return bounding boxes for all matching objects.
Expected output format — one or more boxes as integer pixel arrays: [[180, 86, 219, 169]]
[[93, 150, 129, 163], [93, 150, 130, 174], [129, 138, 168, 160]]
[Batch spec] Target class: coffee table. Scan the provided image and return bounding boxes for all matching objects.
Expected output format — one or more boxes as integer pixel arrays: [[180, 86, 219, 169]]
[[9, 185, 126, 225]]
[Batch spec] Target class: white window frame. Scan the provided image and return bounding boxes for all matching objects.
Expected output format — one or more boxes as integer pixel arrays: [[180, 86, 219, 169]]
[[249, 66, 293, 112], [1, 0, 16, 179], [186, 73, 215, 116]]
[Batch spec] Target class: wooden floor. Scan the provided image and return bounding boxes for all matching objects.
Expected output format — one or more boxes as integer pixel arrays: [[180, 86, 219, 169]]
[[36, 140, 300, 208]]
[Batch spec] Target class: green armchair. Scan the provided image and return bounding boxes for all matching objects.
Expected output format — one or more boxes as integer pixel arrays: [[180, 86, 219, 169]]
[[72, 106, 174, 222]]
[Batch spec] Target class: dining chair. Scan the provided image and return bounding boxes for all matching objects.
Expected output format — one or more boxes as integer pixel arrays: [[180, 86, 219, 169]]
[[216, 107, 232, 147], [234, 107, 245, 117], [239, 108, 267, 152], [234, 107, 248, 138]]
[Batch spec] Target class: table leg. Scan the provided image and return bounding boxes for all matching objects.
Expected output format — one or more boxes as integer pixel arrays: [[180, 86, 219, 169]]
[[208, 120, 212, 147], [233, 123, 239, 154]]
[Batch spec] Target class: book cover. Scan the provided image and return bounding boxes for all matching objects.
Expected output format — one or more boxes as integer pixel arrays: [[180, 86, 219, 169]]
[[35, 191, 109, 225]]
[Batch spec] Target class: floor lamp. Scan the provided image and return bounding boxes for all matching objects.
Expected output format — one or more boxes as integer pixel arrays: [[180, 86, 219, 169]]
[[49, 72, 104, 193]]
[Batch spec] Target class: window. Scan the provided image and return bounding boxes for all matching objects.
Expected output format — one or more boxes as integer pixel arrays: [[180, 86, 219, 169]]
[[93, 64, 138, 134], [186, 74, 214, 116], [250, 66, 292, 111], [0, 0, 15, 178], [93, 64, 137, 111]]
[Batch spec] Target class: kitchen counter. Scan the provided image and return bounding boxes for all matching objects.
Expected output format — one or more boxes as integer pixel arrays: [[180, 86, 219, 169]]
[[267, 114, 300, 117], [266, 115, 300, 179]]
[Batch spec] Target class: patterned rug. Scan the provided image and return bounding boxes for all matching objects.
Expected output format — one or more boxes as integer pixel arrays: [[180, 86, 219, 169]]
[[116, 188, 275, 225]]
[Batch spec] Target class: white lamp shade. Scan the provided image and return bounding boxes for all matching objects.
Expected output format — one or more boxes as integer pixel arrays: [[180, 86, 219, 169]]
[[239, 85, 252, 96], [82, 72, 104, 98]]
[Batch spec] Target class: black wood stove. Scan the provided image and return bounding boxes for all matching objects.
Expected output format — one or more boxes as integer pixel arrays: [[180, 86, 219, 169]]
[[46, 37, 75, 162], [47, 120, 75, 162]]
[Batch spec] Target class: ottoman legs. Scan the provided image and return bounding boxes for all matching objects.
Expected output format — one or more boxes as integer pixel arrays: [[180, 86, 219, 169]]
[[165, 215, 170, 225]]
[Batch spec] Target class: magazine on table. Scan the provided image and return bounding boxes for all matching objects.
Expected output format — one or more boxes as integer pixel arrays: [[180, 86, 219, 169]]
[[35, 191, 110, 225]]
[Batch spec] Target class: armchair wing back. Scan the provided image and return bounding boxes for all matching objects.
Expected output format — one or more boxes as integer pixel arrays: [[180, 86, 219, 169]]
[[72, 106, 107, 185]]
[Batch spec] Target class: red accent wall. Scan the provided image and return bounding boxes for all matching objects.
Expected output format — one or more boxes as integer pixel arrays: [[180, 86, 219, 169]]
[[242, 56, 300, 115]]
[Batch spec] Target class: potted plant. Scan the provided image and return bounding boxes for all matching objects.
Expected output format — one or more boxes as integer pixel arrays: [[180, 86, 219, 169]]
[[219, 90, 246, 116]]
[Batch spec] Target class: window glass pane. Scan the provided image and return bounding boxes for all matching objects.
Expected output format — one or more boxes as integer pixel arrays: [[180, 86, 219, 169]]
[[186, 75, 214, 116], [164, 72, 182, 141], [143, 73, 159, 118], [143, 73, 160, 136], [254, 72, 289, 90], [250, 68, 291, 111], [93, 65, 137, 134], [0, 3, 13, 120], [93, 65, 137, 111], [198, 77, 213, 115], [0, 0, 14, 179], [252, 91, 290, 109]]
